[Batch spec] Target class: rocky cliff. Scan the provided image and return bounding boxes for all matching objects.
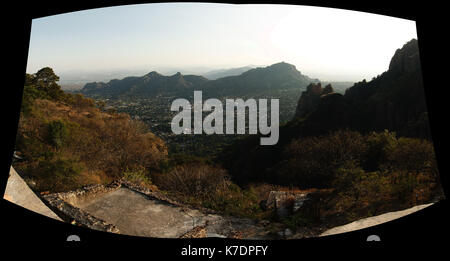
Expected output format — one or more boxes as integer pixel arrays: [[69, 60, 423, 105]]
[[293, 38, 429, 138]]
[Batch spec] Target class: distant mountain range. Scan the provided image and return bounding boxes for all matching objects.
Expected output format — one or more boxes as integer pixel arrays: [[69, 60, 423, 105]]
[[82, 71, 208, 97], [80, 62, 319, 99]]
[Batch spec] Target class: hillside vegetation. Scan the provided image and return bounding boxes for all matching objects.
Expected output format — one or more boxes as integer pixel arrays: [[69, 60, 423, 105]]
[[15, 67, 167, 192]]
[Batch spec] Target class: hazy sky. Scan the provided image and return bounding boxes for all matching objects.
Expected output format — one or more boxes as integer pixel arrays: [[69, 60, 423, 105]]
[[27, 3, 417, 82]]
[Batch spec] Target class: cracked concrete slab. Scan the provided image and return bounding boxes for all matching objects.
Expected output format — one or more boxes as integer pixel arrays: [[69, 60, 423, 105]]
[[71, 187, 216, 238], [41, 180, 275, 239]]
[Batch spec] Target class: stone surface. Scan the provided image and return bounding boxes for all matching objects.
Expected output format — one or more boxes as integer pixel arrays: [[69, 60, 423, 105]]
[[3, 166, 62, 221]]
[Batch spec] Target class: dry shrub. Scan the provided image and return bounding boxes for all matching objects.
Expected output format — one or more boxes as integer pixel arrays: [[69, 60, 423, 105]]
[[277, 129, 366, 188], [156, 163, 229, 198], [246, 183, 278, 202], [123, 167, 158, 190], [75, 169, 113, 187]]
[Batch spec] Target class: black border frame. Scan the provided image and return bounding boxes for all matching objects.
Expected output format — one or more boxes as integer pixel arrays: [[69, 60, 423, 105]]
[[2, 0, 449, 254]]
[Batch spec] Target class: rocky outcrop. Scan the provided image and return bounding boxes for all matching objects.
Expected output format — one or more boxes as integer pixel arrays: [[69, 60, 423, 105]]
[[295, 83, 335, 118], [265, 191, 310, 218]]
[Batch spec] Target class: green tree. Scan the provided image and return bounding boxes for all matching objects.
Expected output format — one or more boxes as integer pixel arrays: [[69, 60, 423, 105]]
[[47, 120, 68, 148], [32, 67, 63, 101], [21, 67, 66, 115]]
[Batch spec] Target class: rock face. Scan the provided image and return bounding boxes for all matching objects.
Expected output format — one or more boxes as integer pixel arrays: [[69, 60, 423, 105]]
[[266, 191, 309, 218], [343, 38, 428, 138], [295, 83, 334, 118], [389, 39, 421, 75]]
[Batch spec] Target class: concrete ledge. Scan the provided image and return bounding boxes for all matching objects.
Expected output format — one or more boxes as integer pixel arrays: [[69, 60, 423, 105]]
[[42, 181, 124, 233], [320, 203, 434, 237], [4, 166, 62, 221], [41, 179, 203, 236]]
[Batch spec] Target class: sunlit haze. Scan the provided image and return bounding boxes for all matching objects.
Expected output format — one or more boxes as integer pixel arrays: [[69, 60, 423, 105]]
[[27, 3, 417, 82]]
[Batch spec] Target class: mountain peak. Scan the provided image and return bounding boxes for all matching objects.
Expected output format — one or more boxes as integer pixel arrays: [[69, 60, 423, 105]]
[[264, 62, 303, 75], [145, 71, 162, 78], [269, 61, 296, 69]]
